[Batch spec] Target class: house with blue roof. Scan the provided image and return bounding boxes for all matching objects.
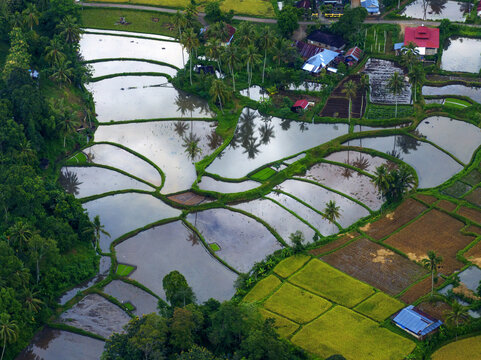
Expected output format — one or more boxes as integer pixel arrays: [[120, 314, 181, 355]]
[[392, 305, 443, 339], [361, 0, 380, 14], [301, 49, 340, 73]]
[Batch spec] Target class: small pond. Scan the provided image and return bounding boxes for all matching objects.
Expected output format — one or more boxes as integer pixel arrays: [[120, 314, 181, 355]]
[[283, 153, 305, 164], [83, 193, 181, 252], [83, 28, 176, 41], [400, 0, 468, 22], [206, 108, 348, 179], [80, 33, 187, 68], [416, 117, 481, 164], [324, 151, 392, 175], [186, 208, 283, 273], [60, 166, 153, 198], [278, 179, 371, 228], [103, 280, 159, 316], [363, 58, 411, 104], [441, 37, 481, 73], [16, 327, 105, 360], [81, 144, 162, 186], [86, 76, 213, 122], [294, 163, 383, 210], [345, 136, 463, 188], [115, 221, 237, 302], [198, 177, 260, 193], [422, 84, 481, 103], [89, 60, 178, 78], [240, 85, 269, 102], [57, 294, 131, 338], [94, 120, 218, 194], [267, 192, 339, 236], [232, 198, 317, 244]]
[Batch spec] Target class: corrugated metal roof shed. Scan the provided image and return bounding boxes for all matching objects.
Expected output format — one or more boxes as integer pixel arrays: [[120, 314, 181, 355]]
[[393, 305, 443, 337]]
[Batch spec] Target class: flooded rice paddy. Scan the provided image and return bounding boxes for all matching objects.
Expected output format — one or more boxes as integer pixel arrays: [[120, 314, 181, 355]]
[[89, 60, 178, 78], [198, 177, 260, 193], [422, 84, 481, 103], [441, 37, 481, 73], [324, 151, 392, 175], [240, 85, 270, 101], [400, 0, 468, 22], [103, 280, 159, 316]]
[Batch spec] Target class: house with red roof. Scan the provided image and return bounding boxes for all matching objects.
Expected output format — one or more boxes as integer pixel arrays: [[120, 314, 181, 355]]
[[291, 99, 309, 112], [404, 26, 439, 56]]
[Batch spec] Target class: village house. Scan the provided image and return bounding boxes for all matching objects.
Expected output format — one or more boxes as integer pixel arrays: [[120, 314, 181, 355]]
[[360, 0, 380, 14], [301, 48, 341, 73], [306, 30, 346, 50], [392, 306, 443, 340], [404, 25, 440, 56]]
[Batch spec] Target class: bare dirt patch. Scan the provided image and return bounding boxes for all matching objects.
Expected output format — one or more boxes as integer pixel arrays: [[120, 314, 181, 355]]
[[464, 188, 481, 208], [465, 224, 481, 235], [384, 210, 474, 275], [415, 194, 438, 205], [464, 241, 481, 267], [320, 75, 366, 118], [322, 238, 427, 295], [436, 199, 458, 212], [168, 191, 207, 205], [309, 232, 359, 256], [362, 198, 427, 240], [417, 301, 452, 321], [457, 206, 481, 225]]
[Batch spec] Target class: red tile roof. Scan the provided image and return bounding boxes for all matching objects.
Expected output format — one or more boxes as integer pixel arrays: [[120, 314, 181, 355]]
[[295, 41, 325, 59], [345, 46, 363, 61], [293, 100, 309, 109], [404, 26, 439, 49]]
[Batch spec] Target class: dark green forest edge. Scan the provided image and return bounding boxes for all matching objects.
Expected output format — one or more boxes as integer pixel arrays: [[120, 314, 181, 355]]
[[2, 0, 481, 359]]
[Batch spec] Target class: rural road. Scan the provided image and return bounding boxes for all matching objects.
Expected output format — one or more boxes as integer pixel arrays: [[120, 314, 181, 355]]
[[78, 2, 481, 28]]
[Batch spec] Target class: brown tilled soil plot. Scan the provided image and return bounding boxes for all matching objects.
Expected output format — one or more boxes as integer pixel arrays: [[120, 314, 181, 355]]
[[414, 194, 438, 205], [400, 277, 434, 303], [465, 224, 481, 235], [309, 232, 359, 256], [417, 301, 452, 321], [360, 198, 427, 240], [384, 210, 474, 275], [168, 192, 206, 205], [464, 240, 481, 267], [320, 75, 366, 118], [464, 188, 481, 208], [322, 238, 427, 295], [457, 206, 481, 224], [435, 199, 458, 212]]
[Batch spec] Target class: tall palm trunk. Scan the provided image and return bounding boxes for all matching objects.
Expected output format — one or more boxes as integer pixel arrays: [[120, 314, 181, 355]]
[[262, 49, 267, 83], [1, 336, 6, 360], [179, 28, 185, 66], [218, 94, 224, 114], [189, 51, 193, 85], [395, 98, 398, 118], [229, 64, 236, 91], [413, 80, 416, 102]]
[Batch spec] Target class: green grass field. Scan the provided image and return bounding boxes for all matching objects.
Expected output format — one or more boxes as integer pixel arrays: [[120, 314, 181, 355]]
[[242, 275, 281, 303], [291, 306, 415, 360], [250, 167, 276, 181], [289, 259, 375, 308], [66, 152, 87, 165], [209, 243, 220, 251], [259, 308, 300, 337], [354, 292, 405, 322], [263, 283, 332, 324], [365, 104, 413, 120], [116, 264, 135, 276], [124, 301, 135, 311], [81, 8, 176, 37], [443, 98, 471, 109], [432, 335, 481, 360], [273, 255, 310, 278]]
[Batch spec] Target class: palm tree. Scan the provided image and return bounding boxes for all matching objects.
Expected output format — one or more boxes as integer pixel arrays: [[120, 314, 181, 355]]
[[180, 28, 199, 86], [174, 121, 189, 137], [23, 288, 43, 313], [60, 115, 80, 148], [57, 15, 81, 44], [272, 38, 294, 67], [209, 79, 230, 114], [342, 80, 357, 128], [184, 3, 198, 28], [84, 215, 110, 249], [11, 12, 23, 28], [45, 37, 66, 65], [182, 132, 202, 161], [259, 26, 275, 83], [222, 45, 240, 91], [372, 164, 390, 195], [387, 72, 405, 118], [59, 168, 82, 195], [236, 22, 255, 48], [244, 44, 261, 88], [401, 42, 419, 71], [422, 250, 443, 297], [323, 200, 341, 224], [206, 39, 222, 73], [359, 74, 370, 119], [445, 301, 469, 340], [408, 65, 425, 103], [22, 3, 39, 31], [0, 313, 19, 360], [8, 221, 33, 250], [172, 11, 187, 66], [50, 59, 73, 86]]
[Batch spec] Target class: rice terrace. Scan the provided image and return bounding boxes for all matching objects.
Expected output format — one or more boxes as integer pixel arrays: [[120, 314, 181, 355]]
[[2, 0, 481, 360]]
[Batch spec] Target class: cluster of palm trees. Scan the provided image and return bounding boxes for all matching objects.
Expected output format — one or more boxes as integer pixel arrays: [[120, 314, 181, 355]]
[[372, 164, 415, 203]]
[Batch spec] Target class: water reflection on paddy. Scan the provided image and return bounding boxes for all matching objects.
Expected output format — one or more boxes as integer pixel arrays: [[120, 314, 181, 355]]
[[87, 76, 213, 122], [198, 177, 260, 193], [324, 151, 392, 175], [186, 209, 283, 273], [207, 108, 348, 178], [294, 163, 383, 210], [94, 121, 218, 193], [80, 33, 187, 68], [115, 221, 237, 302], [267, 192, 338, 236], [60, 166, 153, 198], [441, 37, 481, 73], [89, 60, 178, 78], [83, 193, 181, 252], [416, 117, 481, 163], [82, 143, 162, 186], [16, 327, 105, 360], [346, 136, 463, 188], [240, 85, 269, 101], [232, 198, 317, 244], [103, 280, 159, 316], [278, 179, 370, 228], [422, 84, 481, 103], [400, 0, 468, 22]]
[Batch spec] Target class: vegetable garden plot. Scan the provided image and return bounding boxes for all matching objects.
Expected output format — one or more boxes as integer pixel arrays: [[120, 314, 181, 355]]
[[384, 210, 474, 275], [322, 238, 427, 295]]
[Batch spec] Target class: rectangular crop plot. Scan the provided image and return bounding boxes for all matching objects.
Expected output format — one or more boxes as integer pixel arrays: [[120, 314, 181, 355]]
[[385, 210, 474, 275], [442, 181, 472, 198], [274, 255, 311, 278], [461, 170, 481, 186], [289, 259, 375, 308], [457, 206, 481, 224], [361, 198, 427, 240], [242, 275, 281, 303], [250, 167, 276, 181], [322, 238, 427, 295], [291, 306, 415, 360], [309, 232, 359, 257], [259, 308, 300, 338], [354, 292, 405, 322], [464, 188, 481, 208], [263, 283, 332, 324]]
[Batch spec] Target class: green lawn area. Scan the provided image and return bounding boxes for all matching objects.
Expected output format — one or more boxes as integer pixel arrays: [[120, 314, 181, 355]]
[[250, 167, 276, 181], [432, 335, 481, 360], [81, 8, 177, 37], [66, 152, 87, 165], [274, 254, 310, 278], [354, 292, 405, 322], [209, 243, 220, 251], [116, 264, 135, 276], [263, 283, 332, 324], [291, 306, 415, 360], [443, 98, 471, 109], [124, 301, 135, 311], [242, 275, 281, 303], [289, 259, 375, 308], [365, 104, 413, 120], [259, 308, 300, 338]]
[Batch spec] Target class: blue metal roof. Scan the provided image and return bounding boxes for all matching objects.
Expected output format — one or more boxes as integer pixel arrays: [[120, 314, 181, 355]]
[[361, 0, 380, 13], [302, 49, 340, 73], [393, 305, 443, 336], [394, 42, 405, 50]]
